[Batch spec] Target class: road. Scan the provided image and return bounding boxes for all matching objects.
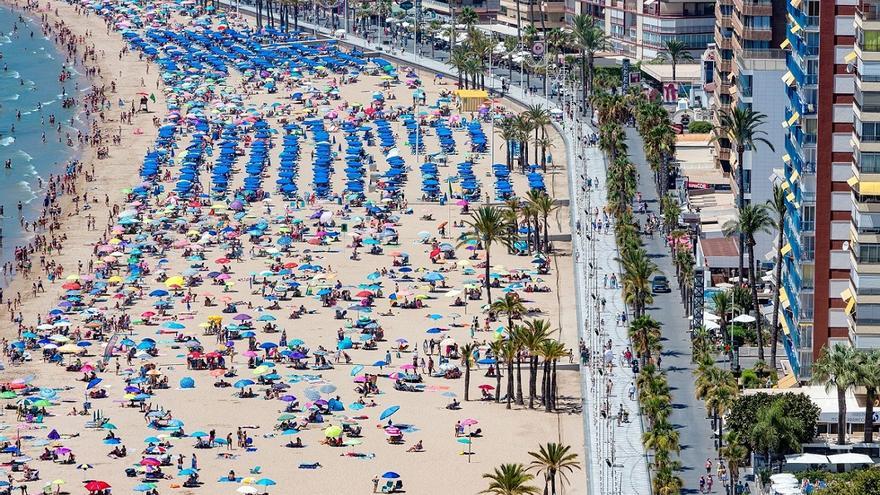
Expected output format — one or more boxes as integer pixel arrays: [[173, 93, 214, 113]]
[[626, 127, 718, 494]]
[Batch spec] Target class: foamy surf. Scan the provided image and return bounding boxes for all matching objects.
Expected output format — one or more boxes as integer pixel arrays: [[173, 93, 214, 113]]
[[0, 137, 14, 146]]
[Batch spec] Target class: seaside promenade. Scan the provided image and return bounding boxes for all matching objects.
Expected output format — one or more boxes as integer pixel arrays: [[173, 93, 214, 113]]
[[212, 7, 656, 494]]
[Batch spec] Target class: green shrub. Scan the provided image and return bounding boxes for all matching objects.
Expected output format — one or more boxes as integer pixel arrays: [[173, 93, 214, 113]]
[[688, 120, 713, 134]]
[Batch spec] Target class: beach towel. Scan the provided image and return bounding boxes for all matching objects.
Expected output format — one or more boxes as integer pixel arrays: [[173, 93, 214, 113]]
[[298, 463, 321, 469]]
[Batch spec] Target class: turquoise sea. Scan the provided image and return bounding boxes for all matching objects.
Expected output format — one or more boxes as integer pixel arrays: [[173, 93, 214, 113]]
[[0, 5, 83, 277]]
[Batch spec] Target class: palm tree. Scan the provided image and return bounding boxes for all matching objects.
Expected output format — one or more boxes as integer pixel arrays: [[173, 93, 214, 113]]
[[598, 122, 627, 163], [749, 400, 803, 466], [522, 319, 551, 408], [642, 418, 681, 454], [511, 326, 528, 405], [540, 339, 567, 412], [856, 349, 880, 443], [450, 46, 471, 88], [461, 342, 477, 401], [458, 6, 478, 28], [812, 344, 861, 445], [492, 293, 526, 335], [619, 248, 657, 317], [570, 14, 607, 114], [525, 105, 551, 164], [712, 291, 733, 358], [628, 315, 661, 366], [527, 443, 581, 495], [499, 118, 519, 172], [535, 136, 554, 172], [525, 190, 557, 251], [723, 204, 773, 361], [766, 183, 787, 372], [459, 206, 512, 302], [513, 114, 534, 173], [720, 432, 749, 488], [501, 338, 518, 409], [488, 339, 505, 402], [713, 107, 775, 279], [695, 365, 738, 452], [657, 39, 694, 82], [652, 465, 684, 495], [481, 464, 540, 495]]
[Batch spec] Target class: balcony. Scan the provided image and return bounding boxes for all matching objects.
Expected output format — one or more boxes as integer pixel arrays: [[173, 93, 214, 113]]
[[851, 247, 880, 274], [716, 27, 732, 50], [716, 57, 732, 74], [739, 48, 787, 60], [858, 2, 880, 29], [718, 15, 733, 29], [854, 99, 880, 121], [734, 0, 774, 16]]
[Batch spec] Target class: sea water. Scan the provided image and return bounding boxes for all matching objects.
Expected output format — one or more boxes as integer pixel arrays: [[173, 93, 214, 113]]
[[0, 5, 83, 280]]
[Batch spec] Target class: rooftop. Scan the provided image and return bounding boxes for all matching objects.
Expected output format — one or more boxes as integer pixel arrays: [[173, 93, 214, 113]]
[[640, 63, 703, 84]]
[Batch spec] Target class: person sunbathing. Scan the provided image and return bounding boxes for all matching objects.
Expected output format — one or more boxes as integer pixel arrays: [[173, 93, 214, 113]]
[[406, 440, 423, 452]]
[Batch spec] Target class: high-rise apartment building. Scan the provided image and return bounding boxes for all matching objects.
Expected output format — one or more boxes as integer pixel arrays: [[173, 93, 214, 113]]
[[781, 0, 856, 378], [847, 2, 880, 354], [497, 0, 567, 31], [710, 0, 788, 259], [566, 0, 716, 60], [421, 0, 500, 21]]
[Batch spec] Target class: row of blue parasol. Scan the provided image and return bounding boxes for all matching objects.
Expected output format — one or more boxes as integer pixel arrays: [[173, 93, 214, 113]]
[[402, 114, 425, 154], [435, 119, 456, 154], [457, 162, 481, 201], [241, 121, 271, 198], [467, 121, 487, 153], [212, 125, 241, 197], [341, 122, 366, 198], [174, 132, 208, 198], [492, 164, 514, 200], [305, 119, 334, 198], [375, 121, 406, 196], [276, 125, 302, 199]]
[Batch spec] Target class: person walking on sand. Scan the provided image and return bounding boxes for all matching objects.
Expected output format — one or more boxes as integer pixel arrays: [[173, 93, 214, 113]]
[[372, 475, 379, 493]]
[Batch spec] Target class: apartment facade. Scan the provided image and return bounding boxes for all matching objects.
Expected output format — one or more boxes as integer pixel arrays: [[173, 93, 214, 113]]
[[420, 0, 501, 21], [781, 0, 856, 378], [497, 0, 567, 31], [848, 2, 880, 352], [710, 0, 788, 259], [565, 0, 716, 60]]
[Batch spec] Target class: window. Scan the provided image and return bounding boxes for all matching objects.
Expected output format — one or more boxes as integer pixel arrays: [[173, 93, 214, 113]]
[[801, 294, 814, 319], [856, 150, 880, 173], [858, 242, 880, 263], [801, 206, 815, 232], [801, 260, 814, 287], [856, 303, 880, 324], [856, 118, 880, 142], [855, 87, 880, 112], [858, 28, 880, 52], [855, 274, 880, 295], [744, 16, 771, 29]]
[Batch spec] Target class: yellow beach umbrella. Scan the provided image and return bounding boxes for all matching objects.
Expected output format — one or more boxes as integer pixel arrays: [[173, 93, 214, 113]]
[[57, 344, 82, 354], [108, 276, 123, 284], [165, 276, 185, 287], [324, 425, 343, 438]]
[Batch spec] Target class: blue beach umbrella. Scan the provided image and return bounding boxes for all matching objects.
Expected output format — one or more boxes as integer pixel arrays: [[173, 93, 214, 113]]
[[379, 405, 399, 421]]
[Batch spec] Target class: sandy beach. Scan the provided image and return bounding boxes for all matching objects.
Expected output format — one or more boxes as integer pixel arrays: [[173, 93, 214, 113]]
[[0, 2, 585, 494]]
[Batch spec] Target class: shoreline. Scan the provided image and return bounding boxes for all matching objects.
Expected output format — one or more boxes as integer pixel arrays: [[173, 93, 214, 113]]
[[0, 0, 165, 315]]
